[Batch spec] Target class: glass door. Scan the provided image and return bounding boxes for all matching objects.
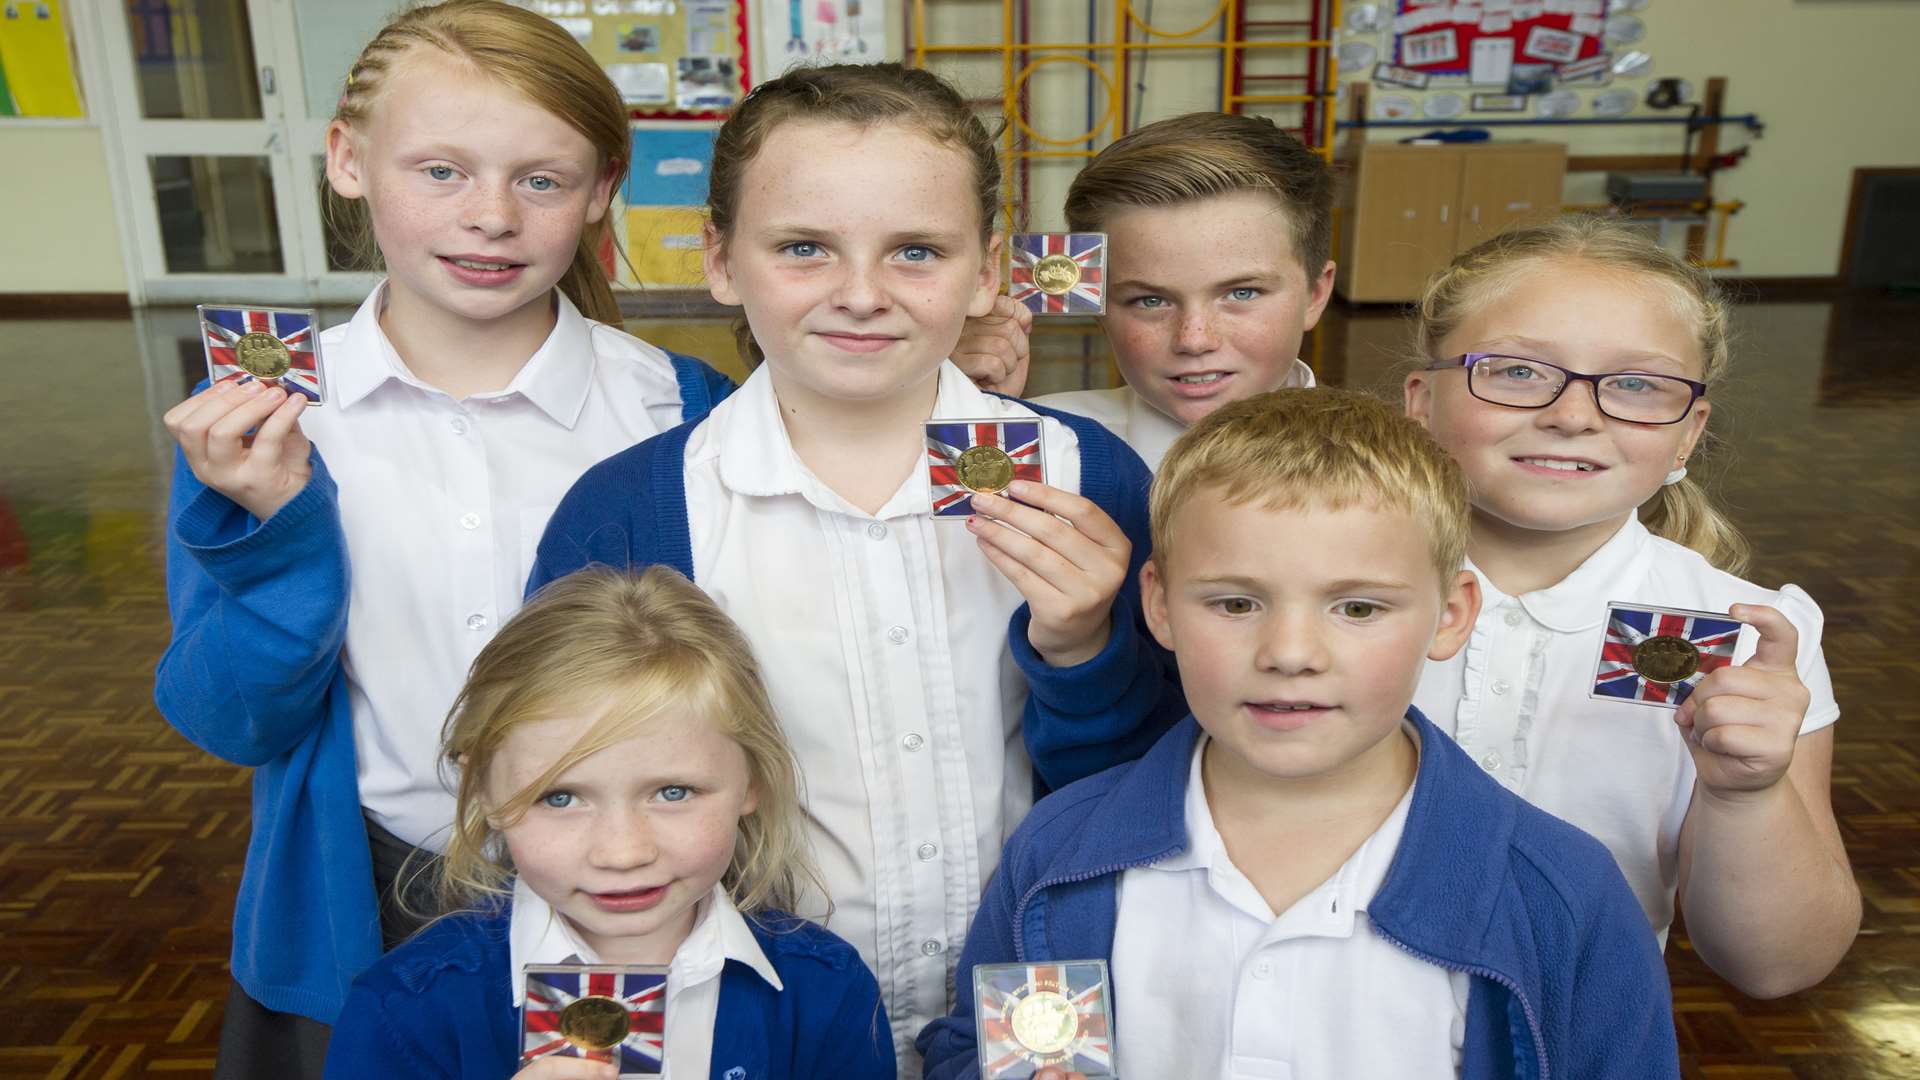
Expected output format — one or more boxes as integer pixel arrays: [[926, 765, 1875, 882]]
[[90, 0, 384, 305]]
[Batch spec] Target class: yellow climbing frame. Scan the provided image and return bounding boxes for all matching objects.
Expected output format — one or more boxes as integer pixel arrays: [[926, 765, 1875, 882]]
[[910, 1, 1343, 229]]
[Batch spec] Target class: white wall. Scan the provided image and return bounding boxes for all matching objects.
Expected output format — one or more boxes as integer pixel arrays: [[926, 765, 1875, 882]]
[[0, 125, 127, 292]]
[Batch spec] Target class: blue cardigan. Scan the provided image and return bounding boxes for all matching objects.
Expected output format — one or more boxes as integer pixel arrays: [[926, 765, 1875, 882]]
[[324, 904, 896, 1080], [916, 711, 1680, 1080], [526, 396, 1186, 792], [153, 354, 733, 1024]]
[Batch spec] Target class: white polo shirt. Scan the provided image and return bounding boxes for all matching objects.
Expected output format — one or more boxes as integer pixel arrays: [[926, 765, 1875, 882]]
[[682, 360, 1082, 1068], [1034, 359, 1315, 471], [1413, 514, 1840, 941], [1111, 727, 1468, 1079], [508, 877, 781, 1080], [301, 285, 688, 849]]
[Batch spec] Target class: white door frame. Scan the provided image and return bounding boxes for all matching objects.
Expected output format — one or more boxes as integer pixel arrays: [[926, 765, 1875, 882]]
[[83, 0, 377, 307]]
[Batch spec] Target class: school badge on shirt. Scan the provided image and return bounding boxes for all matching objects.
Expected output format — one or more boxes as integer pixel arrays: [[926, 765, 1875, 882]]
[[198, 304, 328, 404], [1008, 232, 1106, 315], [926, 419, 1045, 517], [973, 959, 1116, 1079], [522, 963, 667, 1076], [1591, 602, 1743, 708]]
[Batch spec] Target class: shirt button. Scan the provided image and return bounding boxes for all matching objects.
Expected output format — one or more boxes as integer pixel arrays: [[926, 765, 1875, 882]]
[[1481, 752, 1502, 772], [916, 842, 939, 861], [1505, 609, 1524, 627], [1491, 680, 1511, 696], [1252, 960, 1274, 979], [460, 512, 481, 530], [466, 613, 488, 631], [866, 522, 888, 540], [449, 417, 468, 435], [901, 732, 925, 751], [887, 625, 910, 645], [920, 939, 944, 956]]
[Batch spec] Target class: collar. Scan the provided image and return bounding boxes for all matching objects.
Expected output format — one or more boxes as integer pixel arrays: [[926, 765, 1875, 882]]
[[1145, 725, 1418, 928], [329, 282, 596, 427], [713, 359, 998, 515], [1470, 514, 1654, 633], [507, 878, 781, 1006]]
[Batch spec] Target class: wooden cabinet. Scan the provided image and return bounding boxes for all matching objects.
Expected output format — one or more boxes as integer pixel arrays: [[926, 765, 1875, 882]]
[[1334, 142, 1567, 303]]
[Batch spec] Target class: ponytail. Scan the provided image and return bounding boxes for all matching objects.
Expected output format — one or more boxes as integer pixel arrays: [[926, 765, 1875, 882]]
[[1638, 473, 1750, 577]]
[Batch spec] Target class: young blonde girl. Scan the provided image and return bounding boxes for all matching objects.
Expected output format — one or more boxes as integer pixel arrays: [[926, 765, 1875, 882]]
[[527, 63, 1179, 1068], [324, 567, 892, 1080], [1404, 215, 1859, 998], [155, 4, 733, 1073]]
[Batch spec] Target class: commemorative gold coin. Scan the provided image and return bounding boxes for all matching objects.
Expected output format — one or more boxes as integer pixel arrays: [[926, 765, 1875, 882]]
[[1632, 635, 1700, 684], [235, 332, 292, 379], [955, 445, 1016, 494], [1009, 989, 1078, 1055], [558, 995, 629, 1051], [1032, 253, 1081, 296]]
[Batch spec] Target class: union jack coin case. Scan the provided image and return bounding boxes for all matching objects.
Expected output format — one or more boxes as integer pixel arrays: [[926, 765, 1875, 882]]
[[197, 304, 329, 405], [926, 418, 1046, 519], [973, 959, 1116, 1079], [1590, 601, 1745, 710], [521, 963, 667, 1076], [1008, 232, 1107, 316]]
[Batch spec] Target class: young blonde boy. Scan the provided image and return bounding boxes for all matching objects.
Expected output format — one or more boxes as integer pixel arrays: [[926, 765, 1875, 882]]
[[959, 113, 1335, 469], [918, 389, 1677, 1080]]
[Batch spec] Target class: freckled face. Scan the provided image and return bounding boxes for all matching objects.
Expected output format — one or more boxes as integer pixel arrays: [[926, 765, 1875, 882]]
[[490, 706, 756, 964], [325, 53, 613, 329], [703, 120, 999, 409], [1102, 191, 1334, 425]]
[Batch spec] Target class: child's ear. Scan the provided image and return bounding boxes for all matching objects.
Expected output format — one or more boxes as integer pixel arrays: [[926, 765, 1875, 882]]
[[703, 223, 741, 307], [968, 232, 1003, 319], [1403, 370, 1435, 428], [1427, 570, 1482, 662], [324, 120, 366, 200], [1300, 259, 1337, 331], [585, 160, 619, 226], [1140, 558, 1176, 651]]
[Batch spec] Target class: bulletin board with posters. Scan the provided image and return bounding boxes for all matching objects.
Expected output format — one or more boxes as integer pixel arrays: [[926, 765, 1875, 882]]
[[1391, 0, 1620, 86], [516, 0, 750, 120]]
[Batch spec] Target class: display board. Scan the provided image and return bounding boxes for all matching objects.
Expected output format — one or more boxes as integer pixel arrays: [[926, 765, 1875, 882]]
[[0, 0, 84, 118], [516, 0, 749, 119]]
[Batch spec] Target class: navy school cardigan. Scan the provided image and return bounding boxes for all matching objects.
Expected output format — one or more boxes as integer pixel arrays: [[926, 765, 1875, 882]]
[[525, 395, 1189, 793], [917, 710, 1681, 1080], [323, 905, 896, 1080], [152, 353, 732, 1024]]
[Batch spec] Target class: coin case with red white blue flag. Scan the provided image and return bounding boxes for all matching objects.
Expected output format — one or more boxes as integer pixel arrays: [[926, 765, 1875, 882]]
[[1590, 601, 1744, 709], [521, 963, 667, 1077], [197, 304, 329, 405], [973, 959, 1116, 1079]]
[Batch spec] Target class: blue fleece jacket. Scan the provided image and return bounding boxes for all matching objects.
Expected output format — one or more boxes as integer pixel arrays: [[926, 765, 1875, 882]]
[[323, 904, 895, 1080], [153, 354, 732, 1024], [917, 711, 1680, 1080], [525, 395, 1186, 791]]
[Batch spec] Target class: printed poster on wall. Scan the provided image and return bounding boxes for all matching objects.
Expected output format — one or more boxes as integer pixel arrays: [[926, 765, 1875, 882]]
[[622, 127, 718, 287], [755, 0, 885, 80], [1391, 0, 1612, 81], [516, 0, 749, 118], [0, 0, 84, 117]]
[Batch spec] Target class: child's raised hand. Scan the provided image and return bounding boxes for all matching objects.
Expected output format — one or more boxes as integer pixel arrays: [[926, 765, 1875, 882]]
[[953, 294, 1033, 397], [1675, 603, 1812, 800], [511, 1057, 617, 1080], [967, 481, 1130, 668], [163, 377, 312, 522]]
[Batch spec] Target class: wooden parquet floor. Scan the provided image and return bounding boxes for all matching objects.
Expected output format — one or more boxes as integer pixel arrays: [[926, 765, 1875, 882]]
[[0, 292, 1916, 1077]]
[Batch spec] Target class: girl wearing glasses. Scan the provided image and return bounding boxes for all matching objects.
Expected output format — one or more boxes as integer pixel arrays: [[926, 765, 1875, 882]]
[[1403, 216, 1858, 1000]]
